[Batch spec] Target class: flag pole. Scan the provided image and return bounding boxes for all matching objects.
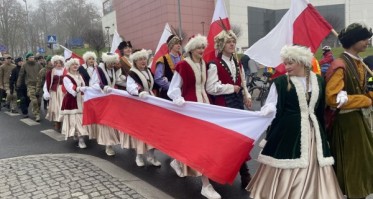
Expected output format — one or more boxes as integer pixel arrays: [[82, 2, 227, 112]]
[[331, 28, 373, 76]]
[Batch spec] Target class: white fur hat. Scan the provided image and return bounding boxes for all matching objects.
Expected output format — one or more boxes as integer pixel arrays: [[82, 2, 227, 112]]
[[65, 58, 80, 69], [214, 30, 237, 52], [184, 34, 208, 53], [102, 52, 119, 64], [51, 55, 65, 65], [130, 49, 149, 62], [280, 45, 313, 68], [83, 51, 97, 62]]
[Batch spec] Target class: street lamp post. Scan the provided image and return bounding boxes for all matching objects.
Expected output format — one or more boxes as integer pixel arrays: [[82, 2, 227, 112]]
[[105, 26, 110, 51], [23, 0, 31, 51], [201, 21, 205, 35]]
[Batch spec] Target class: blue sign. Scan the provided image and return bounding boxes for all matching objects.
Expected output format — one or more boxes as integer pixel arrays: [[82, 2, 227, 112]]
[[38, 47, 45, 53], [47, 35, 57, 44], [0, 44, 7, 52]]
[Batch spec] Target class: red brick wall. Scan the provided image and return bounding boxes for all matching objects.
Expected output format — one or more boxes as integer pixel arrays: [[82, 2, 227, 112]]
[[113, 0, 214, 51]]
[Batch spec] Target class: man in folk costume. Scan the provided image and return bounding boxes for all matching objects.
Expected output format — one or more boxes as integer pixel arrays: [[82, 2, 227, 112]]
[[154, 34, 183, 100], [61, 58, 88, 149], [17, 52, 43, 122], [206, 30, 253, 189], [0, 53, 17, 112], [116, 41, 133, 90], [43, 55, 67, 131], [325, 23, 373, 199], [90, 52, 121, 156], [125, 49, 161, 167], [167, 34, 222, 199]]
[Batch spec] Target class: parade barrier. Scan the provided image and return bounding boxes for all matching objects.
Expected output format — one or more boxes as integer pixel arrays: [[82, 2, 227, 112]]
[[83, 88, 274, 184]]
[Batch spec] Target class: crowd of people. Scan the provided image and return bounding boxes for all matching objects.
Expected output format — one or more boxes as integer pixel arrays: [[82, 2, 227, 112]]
[[0, 22, 373, 199]]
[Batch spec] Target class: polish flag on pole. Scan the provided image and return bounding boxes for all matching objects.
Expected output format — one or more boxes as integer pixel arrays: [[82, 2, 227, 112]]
[[244, 0, 332, 76], [150, 23, 172, 73], [203, 0, 231, 62], [60, 45, 84, 65], [110, 30, 123, 54], [83, 88, 274, 184]]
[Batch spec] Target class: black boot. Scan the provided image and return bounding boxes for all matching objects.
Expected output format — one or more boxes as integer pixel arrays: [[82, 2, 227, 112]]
[[239, 162, 251, 189]]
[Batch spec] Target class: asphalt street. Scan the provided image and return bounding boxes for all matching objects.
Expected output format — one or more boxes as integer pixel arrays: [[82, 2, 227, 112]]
[[0, 105, 262, 199]]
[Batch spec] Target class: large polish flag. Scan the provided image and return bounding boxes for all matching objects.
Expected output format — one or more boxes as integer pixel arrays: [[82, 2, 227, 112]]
[[203, 0, 230, 62], [60, 45, 84, 65], [110, 30, 123, 54], [150, 23, 172, 73], [83, 88, 274, 184], [244, 0, 332, 76]]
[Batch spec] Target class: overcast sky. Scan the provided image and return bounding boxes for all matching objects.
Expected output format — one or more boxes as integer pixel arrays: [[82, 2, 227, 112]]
[[18, 0, 102, 13]]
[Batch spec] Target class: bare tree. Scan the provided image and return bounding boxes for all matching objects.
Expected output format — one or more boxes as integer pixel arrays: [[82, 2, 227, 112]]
[[231, 24, 242, 38], [83, 28, 105, 55], [0, 0, 27, 56]]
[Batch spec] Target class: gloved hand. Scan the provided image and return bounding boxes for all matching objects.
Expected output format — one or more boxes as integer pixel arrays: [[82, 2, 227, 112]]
[[103, 86, 113, 93], [139, 91, 149, 99], [336, 90, 348, 108], [173, 97, 185, 106], [78, 86, 87, 92], [260, 104, 276, 116], [43, 92, 50, 100]]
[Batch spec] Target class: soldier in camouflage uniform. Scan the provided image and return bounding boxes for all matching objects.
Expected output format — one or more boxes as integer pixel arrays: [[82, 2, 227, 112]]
[[0, 53, 17, 112], [37, 55, 53, 110], [17, 53, 43, 122]]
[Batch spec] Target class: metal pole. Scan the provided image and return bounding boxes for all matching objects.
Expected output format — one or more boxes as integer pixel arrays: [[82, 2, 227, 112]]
[[201, 21, 205, 35], [177, 0, 182, 54], [24, 0, 30, 51], [105, 26, 110, 51]]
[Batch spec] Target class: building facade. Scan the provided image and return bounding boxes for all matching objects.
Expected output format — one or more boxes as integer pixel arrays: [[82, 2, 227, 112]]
[[101, 0, 373, 52]]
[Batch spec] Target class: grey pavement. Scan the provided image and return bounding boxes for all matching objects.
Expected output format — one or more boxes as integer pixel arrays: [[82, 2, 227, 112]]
[[0, 154, 172, 199]]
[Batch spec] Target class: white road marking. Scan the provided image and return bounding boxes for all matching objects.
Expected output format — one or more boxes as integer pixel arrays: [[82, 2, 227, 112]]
[[20, 118, 40, 126], [5, 111, 21, 116], [40, 129, 65, 141]]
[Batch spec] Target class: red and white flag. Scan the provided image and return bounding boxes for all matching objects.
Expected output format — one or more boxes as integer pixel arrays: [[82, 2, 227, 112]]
[[244, 0, 332, 76], [60, 45, 84, 65], [83, 88, 274, 184], [150, 23, 172, 73], [203, 0, 231, 62], [110, 30, 123, 54]]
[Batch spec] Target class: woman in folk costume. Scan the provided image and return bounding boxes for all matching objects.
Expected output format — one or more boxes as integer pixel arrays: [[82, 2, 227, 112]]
[[78, 51, 98, 140], [125, 49, 161, 167], [61, 58, 88, 148], [246, 45, 343, 199], [90, 52, 121, 156], [43, 55, 67, 131], [116, 41, 133, 90], [325, 23, 373, 199], [167, 34, 222, 199]]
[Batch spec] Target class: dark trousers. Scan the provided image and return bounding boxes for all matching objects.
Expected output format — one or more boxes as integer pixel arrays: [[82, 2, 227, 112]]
[[17, 88, 30, 115]]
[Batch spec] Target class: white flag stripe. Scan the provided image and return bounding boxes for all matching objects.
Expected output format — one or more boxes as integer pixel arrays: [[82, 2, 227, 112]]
[[110, 30, 123, 53], [211, 0, 229, 23]]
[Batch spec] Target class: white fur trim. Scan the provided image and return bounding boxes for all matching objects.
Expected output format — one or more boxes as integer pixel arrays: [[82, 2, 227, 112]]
[[280, 45, 313, 68], [83, 51, 97, 62], [98, 63, 116, 88], [102, 52, 119, 64], [184, 34, 208, 53], [129, 67, 154, 93], [51, 55, 65, 65], [184, 57, 210, 103], [130, 49, 149, 63], [258, 73, 334, 169], [65, 58, 80, 68]]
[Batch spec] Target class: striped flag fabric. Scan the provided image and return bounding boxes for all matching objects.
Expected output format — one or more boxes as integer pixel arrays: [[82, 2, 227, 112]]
[[82, 88, 274, 184]]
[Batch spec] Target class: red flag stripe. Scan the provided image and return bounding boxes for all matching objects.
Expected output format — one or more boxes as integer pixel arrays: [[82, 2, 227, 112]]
[[203, 18, 230, 62], [83, 94, 254, 184]]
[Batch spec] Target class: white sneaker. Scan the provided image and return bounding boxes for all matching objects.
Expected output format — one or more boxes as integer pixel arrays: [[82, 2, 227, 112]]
[[105, 146, 115, 156], [201, 184, 221, 199], [170, 160, 185, 177], [136, 155, 145, 167], [146, 156, 161, 167], [78, 138, 86, 149]]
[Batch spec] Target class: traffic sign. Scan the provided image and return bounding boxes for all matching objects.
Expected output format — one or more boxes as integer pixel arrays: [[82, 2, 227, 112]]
[[0, 44, 7, 52], [47, 35, 57, 44], [38, 47, 45, 53]]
